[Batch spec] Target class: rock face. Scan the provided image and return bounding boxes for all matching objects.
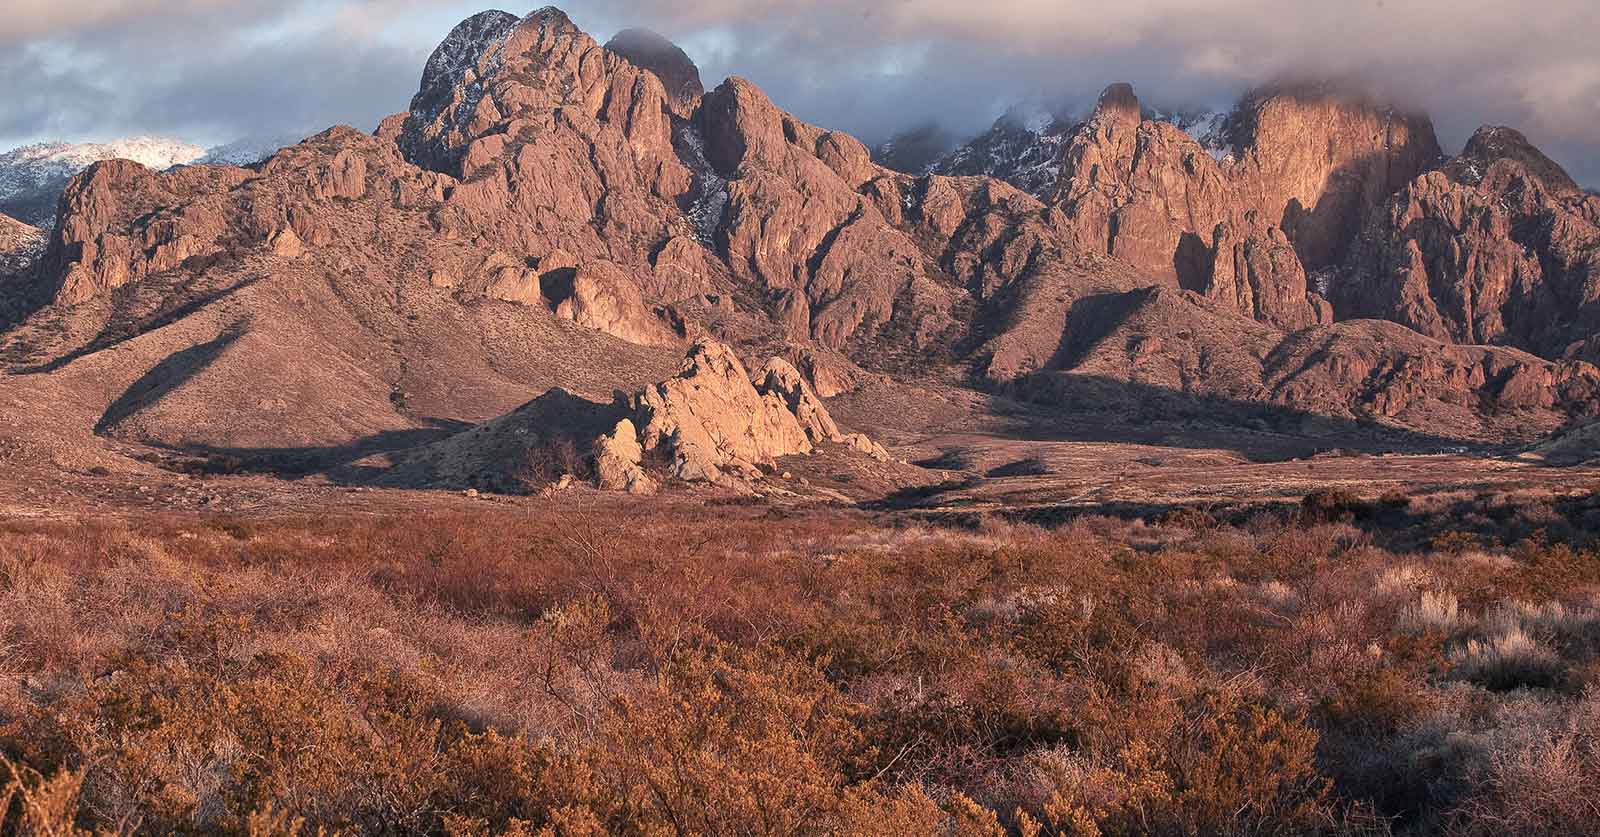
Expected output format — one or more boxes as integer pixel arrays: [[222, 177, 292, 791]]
[[1340, 126, 1600, 360], [1202, 219, 1332, 331], [1053, 83, 1441, 303], [697, 75, 963, 350], [0, 213, 44, 275]]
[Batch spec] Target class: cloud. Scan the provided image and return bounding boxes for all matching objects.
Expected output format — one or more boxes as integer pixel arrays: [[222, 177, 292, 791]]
[[575, 0, 1600, 185], [0, 1, 439, 146], [2, 1, 1596, 186]]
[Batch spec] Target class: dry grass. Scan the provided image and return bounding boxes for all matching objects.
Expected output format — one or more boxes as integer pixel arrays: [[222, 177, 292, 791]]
[[0, 501, 1597, 834]]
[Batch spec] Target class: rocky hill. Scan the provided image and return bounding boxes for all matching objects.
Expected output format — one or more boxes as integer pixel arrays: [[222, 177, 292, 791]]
[[1, 5, 1598, 490]]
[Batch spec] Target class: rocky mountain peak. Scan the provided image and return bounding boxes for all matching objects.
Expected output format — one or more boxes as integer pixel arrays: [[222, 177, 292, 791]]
[[10, 5, 1600, 470], [1452, 125, 1579, 194], [1093, 83, 1143, 125], [400, 9, 523, 173], [605, 28, 705, 114]]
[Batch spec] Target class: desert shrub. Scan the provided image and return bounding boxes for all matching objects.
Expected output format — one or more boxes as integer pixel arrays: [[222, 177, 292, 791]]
[[1453, 625, 1565, 692], [1431, 530, 1482, 556], [4, 506, 1600, 832], [1021, 692, 1342, 835], [1302, 488, 1367, 524], [1444, 692, 1600, 836], [1316, 668, 1432, 736], [0, 756, 90, 836], [518, 436, 591, 490], [1162, 506, 1219, 532], [1400, 590, 1465, 635], [1377, 490, 1411, 511]]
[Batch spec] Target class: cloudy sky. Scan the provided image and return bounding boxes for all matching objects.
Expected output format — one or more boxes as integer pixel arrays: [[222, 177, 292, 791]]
[[3, 1, 1596, 185]]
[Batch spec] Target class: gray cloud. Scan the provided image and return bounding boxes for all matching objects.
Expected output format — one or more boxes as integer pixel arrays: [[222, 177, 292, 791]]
[[0, 1, 436, 146], [2, 1, 1596, 186]]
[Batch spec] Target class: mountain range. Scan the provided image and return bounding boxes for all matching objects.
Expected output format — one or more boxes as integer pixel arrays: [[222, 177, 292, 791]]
[[1, 5, 1598, 495]]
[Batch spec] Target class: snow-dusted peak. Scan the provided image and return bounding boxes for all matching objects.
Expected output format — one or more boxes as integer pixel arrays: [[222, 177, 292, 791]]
[[400, 10, 523, 172], [6, 137, 205, 171], [920, 104, 1079, 199]]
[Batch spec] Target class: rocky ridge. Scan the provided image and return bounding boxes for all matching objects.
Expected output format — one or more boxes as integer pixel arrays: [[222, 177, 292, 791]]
[[1338, 126, 1600, 361]]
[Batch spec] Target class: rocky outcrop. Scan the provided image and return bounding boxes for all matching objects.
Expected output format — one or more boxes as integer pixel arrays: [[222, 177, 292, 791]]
[[45, 158, 250, 305], [1339, 127, 1600, 359], [628, 339, 817, 482], [551, 260, 680, 346], [598, 339, 889, 487], [592, 418, 658, 494], [38, 127, 452, 307]]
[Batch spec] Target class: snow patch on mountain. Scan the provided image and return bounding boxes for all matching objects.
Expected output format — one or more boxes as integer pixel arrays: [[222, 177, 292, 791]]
[[674, 121, 729, 244], [1146, 107, 1233, 160], [924, 105, 1078, 199], [197, 133, 306, 167]]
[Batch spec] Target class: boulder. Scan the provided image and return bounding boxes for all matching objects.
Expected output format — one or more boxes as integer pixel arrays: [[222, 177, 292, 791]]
[[593, 418, 657, 494]]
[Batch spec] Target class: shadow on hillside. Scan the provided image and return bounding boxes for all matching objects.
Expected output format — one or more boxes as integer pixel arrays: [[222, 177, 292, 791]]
[[139, 418, 476, 480], [979, 372, 1501, 460], [12, 271, 263, 373], [96, 319, 249, 434]]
